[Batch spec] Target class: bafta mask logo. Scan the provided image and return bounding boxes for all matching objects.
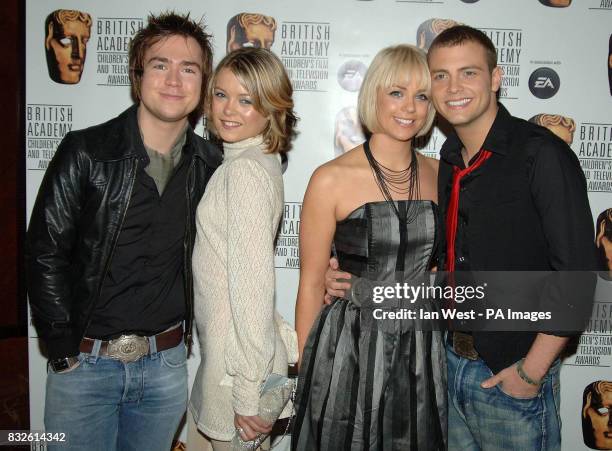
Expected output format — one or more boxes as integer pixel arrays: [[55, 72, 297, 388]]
[[608, 34, 612, 96], [582, 381, 612, 450], [45, 9, 92, 84], [596, 209, 612, 274], [334, 106, 365, 156], [416, 18, 460, 51], [538, 0, 571, 7], [226, 13, 277, 53], [528, 114, 575, 145]]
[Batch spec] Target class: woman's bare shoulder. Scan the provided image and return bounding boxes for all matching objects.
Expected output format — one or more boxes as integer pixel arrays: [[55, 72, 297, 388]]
[[330, 144, 365, 167], [418, 153, 440, 174], [310, 145, 365, 184]]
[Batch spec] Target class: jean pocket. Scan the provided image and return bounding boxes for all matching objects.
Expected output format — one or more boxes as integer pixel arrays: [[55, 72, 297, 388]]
[[495, 383, 542, 402], [160, 344, 187, 369]]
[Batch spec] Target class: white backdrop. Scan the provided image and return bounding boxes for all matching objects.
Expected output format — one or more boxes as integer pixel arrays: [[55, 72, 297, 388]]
[[26, 0, 612, 449]]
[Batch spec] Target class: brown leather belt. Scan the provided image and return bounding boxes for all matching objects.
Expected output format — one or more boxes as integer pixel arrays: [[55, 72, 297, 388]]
[[450, 331, 479, 361], [80, 326, 183, 363]]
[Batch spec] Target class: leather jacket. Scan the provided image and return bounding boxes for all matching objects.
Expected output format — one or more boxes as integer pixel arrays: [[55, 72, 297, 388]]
[[26, 105, 222, 360]]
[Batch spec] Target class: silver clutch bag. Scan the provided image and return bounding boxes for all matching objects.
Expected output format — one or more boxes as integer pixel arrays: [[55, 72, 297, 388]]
[[231, 374, 295, 451]]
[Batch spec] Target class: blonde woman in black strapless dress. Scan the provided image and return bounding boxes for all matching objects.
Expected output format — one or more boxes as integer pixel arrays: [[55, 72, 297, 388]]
[[293, 45, 446, 451]]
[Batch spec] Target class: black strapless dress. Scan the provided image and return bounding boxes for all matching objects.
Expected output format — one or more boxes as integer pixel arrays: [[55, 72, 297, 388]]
[[292, 200, 447, 451]]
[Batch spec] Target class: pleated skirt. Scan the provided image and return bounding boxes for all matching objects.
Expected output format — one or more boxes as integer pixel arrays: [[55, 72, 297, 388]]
[[292, 300, 447, 451]]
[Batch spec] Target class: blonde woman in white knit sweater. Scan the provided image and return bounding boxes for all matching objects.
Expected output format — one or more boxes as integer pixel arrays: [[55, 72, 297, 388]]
[[188, 48, 297, 451]]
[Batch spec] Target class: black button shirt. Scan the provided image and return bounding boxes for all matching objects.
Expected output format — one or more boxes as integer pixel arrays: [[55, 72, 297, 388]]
[[438, 104, 598, 372], [87, 144, 189, 339], [442, 149, 489, 272]]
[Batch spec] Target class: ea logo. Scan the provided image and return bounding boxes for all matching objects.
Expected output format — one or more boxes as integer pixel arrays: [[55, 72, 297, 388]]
[[337, 60, 367, 92], [529, 67, 560, 99]]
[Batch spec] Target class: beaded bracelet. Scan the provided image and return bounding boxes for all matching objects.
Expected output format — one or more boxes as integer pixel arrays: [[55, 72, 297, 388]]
[[516, 358, 543, 386]]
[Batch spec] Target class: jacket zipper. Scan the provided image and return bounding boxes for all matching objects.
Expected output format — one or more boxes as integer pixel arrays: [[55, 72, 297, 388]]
[[184, 157, 197, 348], [82, 157, 139, 338]]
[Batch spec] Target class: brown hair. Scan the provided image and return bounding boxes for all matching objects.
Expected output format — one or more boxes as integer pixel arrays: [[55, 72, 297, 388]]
[[206, 48, 297, 154], [427, 24, 498, 71], [129, 12, 213, 118]]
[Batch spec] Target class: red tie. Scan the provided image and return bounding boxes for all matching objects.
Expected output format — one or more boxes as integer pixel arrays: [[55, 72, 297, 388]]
[[445, 150, 492, 272]]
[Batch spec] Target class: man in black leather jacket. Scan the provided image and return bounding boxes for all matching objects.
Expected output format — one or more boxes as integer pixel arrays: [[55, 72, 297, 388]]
[[26, 12, 221, 451]]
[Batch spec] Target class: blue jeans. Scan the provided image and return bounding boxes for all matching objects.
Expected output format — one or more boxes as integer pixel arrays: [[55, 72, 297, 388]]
[[447, 344, 561, 451], [45, 340, 188, 451]]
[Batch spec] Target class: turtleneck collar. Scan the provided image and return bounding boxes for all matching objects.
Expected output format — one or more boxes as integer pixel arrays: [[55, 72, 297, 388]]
[[223, 135, 266, 161]]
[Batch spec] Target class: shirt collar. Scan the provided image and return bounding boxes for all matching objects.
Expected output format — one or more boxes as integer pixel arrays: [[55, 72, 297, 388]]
[[440, 103, 514, 167], [138, 123, 190, 162]]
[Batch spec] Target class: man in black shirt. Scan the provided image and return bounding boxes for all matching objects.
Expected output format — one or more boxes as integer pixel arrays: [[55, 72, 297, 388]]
[[26, 12, 221, 451], [427, 25, 595, 450], [325, 26, 596, 450]]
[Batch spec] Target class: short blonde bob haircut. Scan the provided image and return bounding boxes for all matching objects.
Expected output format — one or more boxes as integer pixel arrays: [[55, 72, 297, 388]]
[[358, 44, 435, 137], [206, 48, 297, 154]]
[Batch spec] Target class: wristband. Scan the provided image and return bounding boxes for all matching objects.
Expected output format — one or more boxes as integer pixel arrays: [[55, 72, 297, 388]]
[[516, 358, 543, 386]]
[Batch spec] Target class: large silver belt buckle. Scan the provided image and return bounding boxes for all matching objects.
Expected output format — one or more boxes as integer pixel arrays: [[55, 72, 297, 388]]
[[107, 335, 149, 363]]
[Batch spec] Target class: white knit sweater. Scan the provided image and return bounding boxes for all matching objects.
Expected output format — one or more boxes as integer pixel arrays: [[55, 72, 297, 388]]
[[189, 135, 288, 441]]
